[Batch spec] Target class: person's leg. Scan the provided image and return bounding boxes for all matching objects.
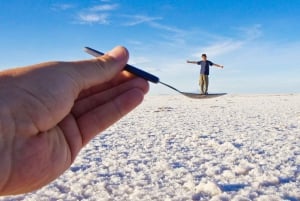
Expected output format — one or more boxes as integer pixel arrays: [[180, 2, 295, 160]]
[[204, 75, 209, 94], [199, 74, 204, 94]]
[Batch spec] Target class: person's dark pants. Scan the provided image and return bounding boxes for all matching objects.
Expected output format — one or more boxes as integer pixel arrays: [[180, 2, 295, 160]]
[[199, 74, 209, 94]]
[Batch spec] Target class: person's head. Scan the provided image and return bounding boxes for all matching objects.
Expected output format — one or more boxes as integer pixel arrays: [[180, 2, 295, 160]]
[[201, 54, 207, 61]]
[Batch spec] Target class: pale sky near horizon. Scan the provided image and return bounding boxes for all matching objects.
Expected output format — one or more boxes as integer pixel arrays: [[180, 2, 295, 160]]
[[0, 0, 299, 94]]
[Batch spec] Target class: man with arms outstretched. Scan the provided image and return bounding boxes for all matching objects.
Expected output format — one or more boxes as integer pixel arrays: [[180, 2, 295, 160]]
[[187, 54, 224, 94]]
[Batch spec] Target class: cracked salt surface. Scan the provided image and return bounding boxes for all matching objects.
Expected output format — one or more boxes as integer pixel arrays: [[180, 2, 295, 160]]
[[1, 94, 300, 201]]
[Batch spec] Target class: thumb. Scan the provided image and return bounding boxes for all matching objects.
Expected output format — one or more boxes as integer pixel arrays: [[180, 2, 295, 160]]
[[67, 46, 129, 92]]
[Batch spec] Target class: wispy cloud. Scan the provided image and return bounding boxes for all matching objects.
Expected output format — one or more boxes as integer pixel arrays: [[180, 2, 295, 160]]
[[51, 3, 75, 11], [123, 14, 186, 47], [72, 2, 119, 25], [149, 21, 184, 34], [129, 56, 151, 65], [191, 24, 263, 58], [235, 24, 262, 40], [123, 14, 184, 34], [123, 15, 162, 26], [193, 40, 244, 58], [77, 13, 109, 25], [127, 40, 143, 46], [90, 4, 119, 11]]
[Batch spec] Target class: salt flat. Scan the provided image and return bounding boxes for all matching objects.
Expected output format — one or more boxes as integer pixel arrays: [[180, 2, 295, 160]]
[[1, 94, 300, 201]]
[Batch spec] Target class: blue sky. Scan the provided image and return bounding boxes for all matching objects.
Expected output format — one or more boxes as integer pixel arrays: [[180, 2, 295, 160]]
[[0, 0, 300, 94]]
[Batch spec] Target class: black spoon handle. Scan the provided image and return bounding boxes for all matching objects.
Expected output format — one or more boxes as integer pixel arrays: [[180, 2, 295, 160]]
[[84, 47, 160, 83]]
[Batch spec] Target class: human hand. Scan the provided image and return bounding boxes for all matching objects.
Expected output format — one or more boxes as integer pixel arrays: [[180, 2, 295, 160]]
[[0, 46, 149, 195]]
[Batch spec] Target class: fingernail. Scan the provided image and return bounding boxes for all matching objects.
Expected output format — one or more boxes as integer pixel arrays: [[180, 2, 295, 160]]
[[107, 46, 129, 62]]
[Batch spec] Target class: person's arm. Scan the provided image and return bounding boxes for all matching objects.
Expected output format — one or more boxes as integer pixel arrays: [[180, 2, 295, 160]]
[[186, 60, 198, 64], [213, 63, 224, 68]]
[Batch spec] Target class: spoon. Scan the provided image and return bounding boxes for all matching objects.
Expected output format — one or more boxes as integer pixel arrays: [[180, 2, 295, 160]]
[[84, 47, 226, 99]]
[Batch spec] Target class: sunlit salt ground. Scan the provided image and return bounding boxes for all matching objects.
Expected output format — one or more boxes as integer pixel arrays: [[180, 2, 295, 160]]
[[1, 94, 300, 201]]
